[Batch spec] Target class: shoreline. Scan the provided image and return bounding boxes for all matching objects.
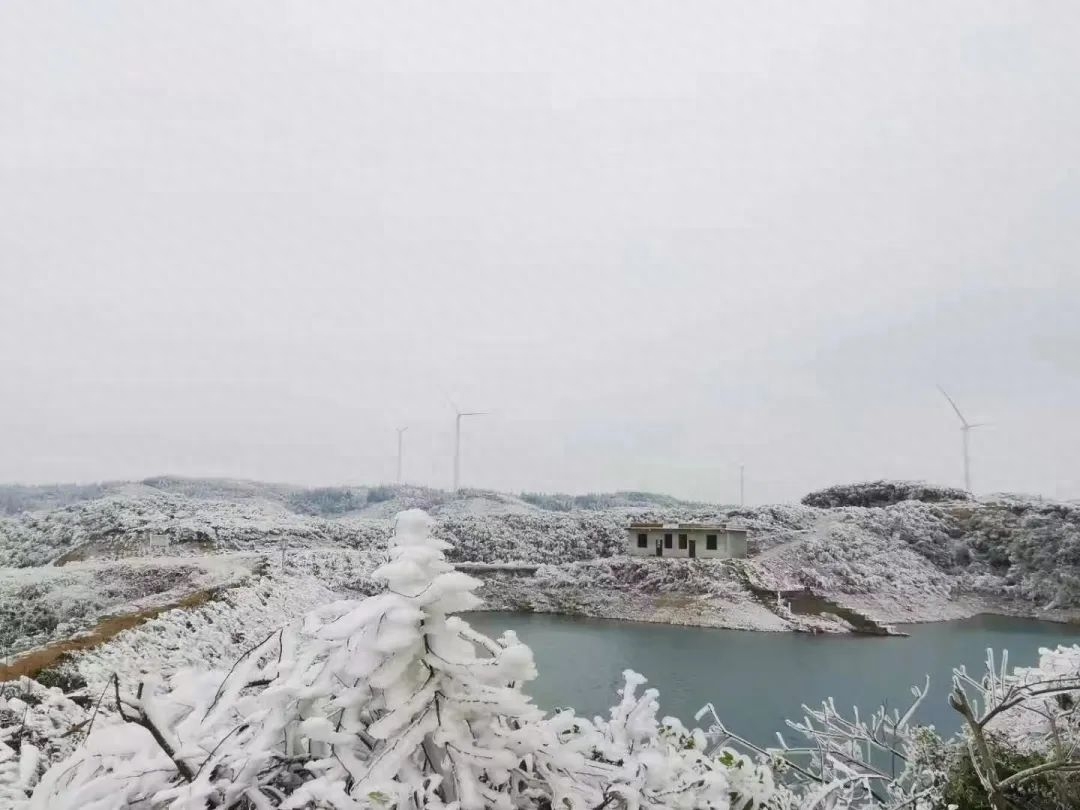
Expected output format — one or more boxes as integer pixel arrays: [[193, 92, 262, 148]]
[[471, 568, 1080, 635], [466, 602, 1080, 634]]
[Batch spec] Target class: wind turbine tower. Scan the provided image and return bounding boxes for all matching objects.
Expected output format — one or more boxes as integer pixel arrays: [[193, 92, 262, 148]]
[[453, 408, 486, 491], [739, 464, 745, 507], [396, 426, 408, 484], [937, 386, 987, 493]]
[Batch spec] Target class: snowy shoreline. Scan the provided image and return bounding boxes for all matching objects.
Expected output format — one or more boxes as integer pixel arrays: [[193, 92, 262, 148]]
[[470, 566, 1080, 635], [467, 596, 1080, 633]]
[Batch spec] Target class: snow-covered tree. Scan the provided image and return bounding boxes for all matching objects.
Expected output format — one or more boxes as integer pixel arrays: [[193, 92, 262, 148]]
[[31, 509, 783, 809]]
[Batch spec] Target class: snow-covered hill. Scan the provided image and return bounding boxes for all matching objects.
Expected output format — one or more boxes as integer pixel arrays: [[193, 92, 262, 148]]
[[0, 481, 730, 569], [4, 478, 1080, 657], [0, 485, 389, 568]]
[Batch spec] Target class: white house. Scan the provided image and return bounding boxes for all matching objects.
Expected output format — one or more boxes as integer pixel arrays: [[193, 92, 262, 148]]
[[626, 522, 748, 559]]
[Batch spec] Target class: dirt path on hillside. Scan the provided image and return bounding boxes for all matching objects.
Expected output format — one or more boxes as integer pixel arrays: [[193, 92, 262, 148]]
[[754, 514, 833, 562], [0, 586, 225, 682]]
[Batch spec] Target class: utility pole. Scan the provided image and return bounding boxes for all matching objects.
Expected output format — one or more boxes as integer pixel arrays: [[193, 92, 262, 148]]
[[453, 410, 485, 491], [396, 426, 408, 484]]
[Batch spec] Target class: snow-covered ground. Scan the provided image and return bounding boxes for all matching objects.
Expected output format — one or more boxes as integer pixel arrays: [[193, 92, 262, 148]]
[[4, 480, 1080, 807], [4, 477, 1080, 662], [4, 502, 1080, 810]]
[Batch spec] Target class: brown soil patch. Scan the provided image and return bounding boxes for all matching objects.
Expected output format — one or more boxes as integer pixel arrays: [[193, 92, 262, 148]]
[[52, 546, 89, 565], [0, 588, 222, 683], [653, 593, 695, 609]]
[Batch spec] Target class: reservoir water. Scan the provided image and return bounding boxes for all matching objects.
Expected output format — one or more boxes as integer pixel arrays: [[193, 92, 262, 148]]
[[466, 611, 1080, 745]]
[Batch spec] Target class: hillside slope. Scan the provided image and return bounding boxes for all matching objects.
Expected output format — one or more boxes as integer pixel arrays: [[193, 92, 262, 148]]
[[3, 479, 1080, 643]]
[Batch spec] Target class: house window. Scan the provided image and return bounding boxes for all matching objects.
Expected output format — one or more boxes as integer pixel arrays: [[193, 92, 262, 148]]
[[678, 533, 688, 549], [637, 533, 648, 548], [664, 533, 673, 548], [706, 534, 718, 550]]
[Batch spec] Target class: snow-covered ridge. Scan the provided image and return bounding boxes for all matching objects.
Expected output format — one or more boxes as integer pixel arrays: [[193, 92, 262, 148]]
[[0, 477, 709, 518]]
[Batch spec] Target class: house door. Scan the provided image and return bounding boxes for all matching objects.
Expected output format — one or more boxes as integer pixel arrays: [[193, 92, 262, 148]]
[[655, 538, 662, 557], [689, 539, 696, 558]]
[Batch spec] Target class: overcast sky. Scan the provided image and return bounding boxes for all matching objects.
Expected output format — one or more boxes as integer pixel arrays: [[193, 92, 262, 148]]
[[1, 3, 1078, 504]]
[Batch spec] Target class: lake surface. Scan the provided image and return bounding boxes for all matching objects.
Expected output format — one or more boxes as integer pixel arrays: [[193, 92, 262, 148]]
[[466, 611, 1080, 745]]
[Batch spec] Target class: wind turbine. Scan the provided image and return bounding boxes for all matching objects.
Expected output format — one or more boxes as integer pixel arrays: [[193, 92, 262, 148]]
[[937, 386, 987, 492], [739, 464, 745, 507], [452, 406, 486, 492], [396, 426, 408, 484]]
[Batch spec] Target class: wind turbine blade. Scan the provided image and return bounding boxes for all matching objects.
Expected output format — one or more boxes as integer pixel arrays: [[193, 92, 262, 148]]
[[937, 385, 970, 427], [966, 422, 990, 429], [460, 411, 487, 417], [439, 386, 459, 414]]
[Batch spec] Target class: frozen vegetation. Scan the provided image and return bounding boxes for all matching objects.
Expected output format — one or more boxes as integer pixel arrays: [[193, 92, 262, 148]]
[[0, 557, 255, 660], [801, 481, 972, 509], [5, 510, 1080, 809], [4, 478, 1080, 651], [0, 571, 339, 807]]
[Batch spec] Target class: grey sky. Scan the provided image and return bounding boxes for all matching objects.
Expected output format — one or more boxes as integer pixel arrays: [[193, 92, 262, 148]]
[[2, 2, 1078, 503]]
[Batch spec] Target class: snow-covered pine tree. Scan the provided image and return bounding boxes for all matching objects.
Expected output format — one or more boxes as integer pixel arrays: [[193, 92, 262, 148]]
[[33, 509, 783, 809]]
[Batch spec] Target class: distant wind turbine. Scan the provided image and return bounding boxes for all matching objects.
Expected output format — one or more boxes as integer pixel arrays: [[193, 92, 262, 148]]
[[452, 406, 486, 492], [396, 426, 408, 484], [937, 386, 988, 492], [739, 464, 745, 507]]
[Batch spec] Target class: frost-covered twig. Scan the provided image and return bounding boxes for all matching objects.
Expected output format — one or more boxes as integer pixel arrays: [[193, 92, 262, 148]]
[[701, 675, 946, 809], [112, 676, 195, 782]]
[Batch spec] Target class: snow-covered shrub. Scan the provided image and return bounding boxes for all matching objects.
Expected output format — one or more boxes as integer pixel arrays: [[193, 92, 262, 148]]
[[699, 676, 952, 810], [0, 572, 339, 804], [31, 510, 784, 809], [434, 512, 630, 564], [286, 487, 368, 517], [947, 646, 1080, 809], [0, 679, 89, 807], [698, 644, 1080, 809], [801, 481, 970, 509], [938, 735, 1077, 810]]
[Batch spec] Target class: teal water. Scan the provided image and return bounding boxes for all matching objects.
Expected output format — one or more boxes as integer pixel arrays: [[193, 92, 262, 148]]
[[465, 611, 1080, 744]]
